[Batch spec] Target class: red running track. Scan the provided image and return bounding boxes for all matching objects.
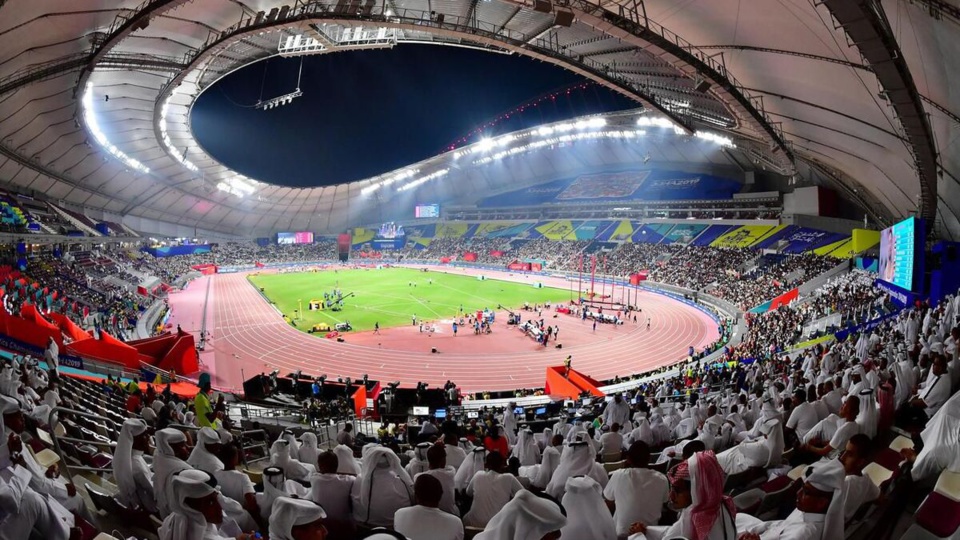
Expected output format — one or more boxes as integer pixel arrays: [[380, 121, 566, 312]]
[[172, 266, 720, 393]]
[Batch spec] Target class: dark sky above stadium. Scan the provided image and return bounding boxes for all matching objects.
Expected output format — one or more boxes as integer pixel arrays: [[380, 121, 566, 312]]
[[192, 45, 636, 188]]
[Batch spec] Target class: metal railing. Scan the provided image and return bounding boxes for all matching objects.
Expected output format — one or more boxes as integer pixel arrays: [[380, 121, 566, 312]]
[[48, 406, 117, 479]]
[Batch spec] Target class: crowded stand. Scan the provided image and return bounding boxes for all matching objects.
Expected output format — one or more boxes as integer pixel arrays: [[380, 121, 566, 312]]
[[0, 216, 950, 540], [0, 270, 957, 540]]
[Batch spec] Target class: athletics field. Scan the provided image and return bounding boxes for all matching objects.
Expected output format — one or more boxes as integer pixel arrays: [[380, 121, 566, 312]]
[[247, 267, 572, 332]]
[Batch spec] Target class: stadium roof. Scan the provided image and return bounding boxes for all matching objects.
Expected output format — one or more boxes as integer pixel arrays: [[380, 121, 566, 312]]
[[0, 0, 957, 238]]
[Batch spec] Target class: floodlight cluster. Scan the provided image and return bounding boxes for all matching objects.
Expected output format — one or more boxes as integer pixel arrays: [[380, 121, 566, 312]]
[[397, 169, 450, 192], [83, 83, 150, 174], [361, 169, 419, 195], [694, 130, 736, 148], [635, 115, 686, 135], [159, 95, 199, 172], [471, 129, 646, 165], [217, 177, 256, 198]]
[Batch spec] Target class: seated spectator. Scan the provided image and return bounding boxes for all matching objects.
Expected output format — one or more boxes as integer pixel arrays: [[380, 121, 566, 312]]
[[159, 469, 257, 540], [114, 418, 157, 513], [463, 451, 524, 528], [737, 458, 846, 540], [268, 496, 327, 540], [308, 450, 355, 538], [416, 444, 458, 516], [839, 434, 880, 521], [560, 476, 616, 540], [474, 490, 566, 540], [351, 446, 414, 528], [154, 428, 192, 516], [603, 441, 668, 538], [394, 475, 464, 540]]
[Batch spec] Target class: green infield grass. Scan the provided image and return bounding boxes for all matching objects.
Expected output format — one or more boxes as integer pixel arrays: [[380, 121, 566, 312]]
[[247, 267, 573, 332]]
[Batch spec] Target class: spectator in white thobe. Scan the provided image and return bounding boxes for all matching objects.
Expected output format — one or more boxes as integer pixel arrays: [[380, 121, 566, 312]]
[[603, 441, 669, 538], [114, 418, 157, 513], [351, 446, 414, 528], [463, 452, 523, 528], [395, 475, 464, 540]]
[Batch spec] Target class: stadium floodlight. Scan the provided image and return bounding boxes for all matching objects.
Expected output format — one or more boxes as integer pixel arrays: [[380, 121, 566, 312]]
[[475, 137, 497, 153], [398, 169, 449, 192], [636, 116, 676, 129], [694, 130, 736, 148], [217, 176, 256, 198], [82, 82, 150, 174], [537, 126, 554, 137]]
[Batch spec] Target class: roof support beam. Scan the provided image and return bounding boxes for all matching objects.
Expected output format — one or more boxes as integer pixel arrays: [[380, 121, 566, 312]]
[[562, 0, 795, 168], [822, 0, 939, 225], [75, 0, 193, 96]]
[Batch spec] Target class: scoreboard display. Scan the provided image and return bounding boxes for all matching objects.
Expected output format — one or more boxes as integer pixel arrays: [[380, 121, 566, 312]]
[[879, 217, 916, 291], [277, 231, 314, 245], [415, 204, 440, 218]]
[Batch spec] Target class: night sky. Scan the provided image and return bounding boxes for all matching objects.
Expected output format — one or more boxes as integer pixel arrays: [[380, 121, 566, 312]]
[[192, 45, 637, 188]]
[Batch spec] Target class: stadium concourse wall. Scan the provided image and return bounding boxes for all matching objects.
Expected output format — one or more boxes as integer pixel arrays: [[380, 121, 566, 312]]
[[0, 304, 198, 376]]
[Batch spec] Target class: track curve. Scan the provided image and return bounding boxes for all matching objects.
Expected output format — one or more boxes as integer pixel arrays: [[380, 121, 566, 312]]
[[175, 265, 720, 393]]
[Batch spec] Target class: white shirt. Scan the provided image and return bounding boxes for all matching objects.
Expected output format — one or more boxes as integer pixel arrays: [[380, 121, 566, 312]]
[[417, 467, 459, 516], [920, 375, 951, 417], [736, 509, 823, 540], [787, 402, 819, 441], [214, 470, 254, 507], [603, 400, 631, 428], [395, 505, 465, 540], [828, 420, 860, 457], [463, 471, 523, 528], [823, 391, 843, 415], [603, 467, 669, 536], [599, 432, 624, 456], [445, 445, 467, 470], [842, 475, 880, 520], [309, 473, 355, 521]]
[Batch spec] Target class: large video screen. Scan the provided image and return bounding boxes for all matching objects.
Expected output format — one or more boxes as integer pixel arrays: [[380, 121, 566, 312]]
[[277, 231, 314, 245], [415, 204, 440, 218], [879, 217, 916, 290], [376, 222, 405, 239]]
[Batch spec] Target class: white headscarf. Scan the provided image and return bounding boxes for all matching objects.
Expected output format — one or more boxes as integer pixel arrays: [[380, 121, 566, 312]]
[[855, 388, 878, 438], [802, 459, 847, 540], [626, 417, 653, 446], [260, 467, 292, 520], [455, 447, 486, 491], [154, 428, 190, 517], [281, 430, 300, 456], [532, 444, 561, 490], [545, 441, 597, 499], [298, 432, 320, 469], [270, 439, 313, 480], [333, 444, 361, 475], [559, 476, 616, 540], [355, 446, 413, 524], [268, 497, 326, 540], [474, 489, 566, 540], [407, 442, 431, 476], [187, 426, 224, 473], [114, 418, 149, 509], [158, 469, 217, 540], [511, 427, 541, 466], [759, 419, 785, 468]]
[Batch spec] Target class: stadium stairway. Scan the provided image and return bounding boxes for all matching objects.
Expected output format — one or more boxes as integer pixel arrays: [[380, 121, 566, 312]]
[[544, 366, 604, 399]]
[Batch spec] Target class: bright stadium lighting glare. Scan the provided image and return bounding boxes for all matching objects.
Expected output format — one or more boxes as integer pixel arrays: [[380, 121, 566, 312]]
[[636, 116, 675, 129], [475, 138, 496, 152], [695, 130, 736, 148], [537, 126, 554, 136], [83, 82, 150, 173], [217, 176, 256, 198], [397, 168, 449, 192]]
